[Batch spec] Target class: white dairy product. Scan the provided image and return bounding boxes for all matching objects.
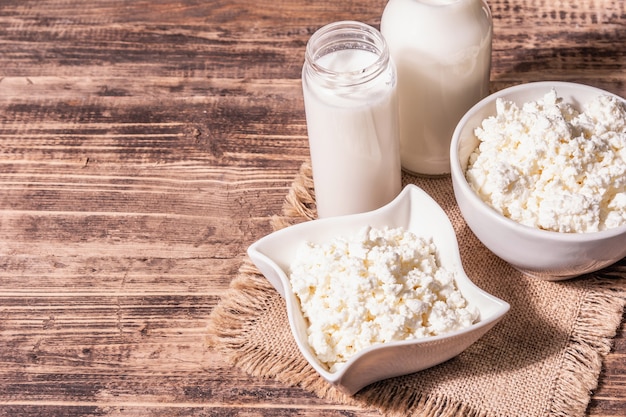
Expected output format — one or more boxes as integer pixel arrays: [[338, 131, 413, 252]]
[[381, 0, 492, 175], [466, 89, 626, 233], [302, 22, 401, 218], [288, 225, 478, 372]]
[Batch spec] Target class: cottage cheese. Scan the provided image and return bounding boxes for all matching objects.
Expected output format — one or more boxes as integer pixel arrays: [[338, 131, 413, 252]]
[[466, 89, 626, 233], [288, 225, 478, 372]]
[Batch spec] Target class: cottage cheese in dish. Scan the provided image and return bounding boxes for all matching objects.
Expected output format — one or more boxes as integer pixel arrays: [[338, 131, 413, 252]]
[[466, 89, 626, 233], [288, 225, 478, 372]]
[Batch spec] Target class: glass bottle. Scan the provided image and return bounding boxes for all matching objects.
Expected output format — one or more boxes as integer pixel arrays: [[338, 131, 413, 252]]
[[381, 0, 493, 175], [302, 21, 402, 218]]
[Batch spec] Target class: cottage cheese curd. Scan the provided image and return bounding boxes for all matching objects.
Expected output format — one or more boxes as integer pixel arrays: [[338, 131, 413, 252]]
[[288, 225, 478, 372], [466, 89, 626, 233]]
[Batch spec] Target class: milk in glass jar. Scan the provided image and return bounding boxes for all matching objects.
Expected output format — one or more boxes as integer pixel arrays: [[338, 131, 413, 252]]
[[381, 0, 492, 175], [302, 21, 402, 218]]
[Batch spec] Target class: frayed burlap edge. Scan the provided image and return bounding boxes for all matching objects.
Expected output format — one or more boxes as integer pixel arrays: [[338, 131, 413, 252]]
[[547, 266, 626, 417], [206, 259, 352, 402], [270, 161, 317, 230], [207, 161, 626, 417]]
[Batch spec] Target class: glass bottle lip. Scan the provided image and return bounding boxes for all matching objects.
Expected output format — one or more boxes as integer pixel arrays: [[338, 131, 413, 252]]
[[304, 21, 390, 88]]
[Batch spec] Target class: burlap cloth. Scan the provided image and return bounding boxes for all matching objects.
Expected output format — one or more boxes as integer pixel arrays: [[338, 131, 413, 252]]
[[207, 162, 626, 417]]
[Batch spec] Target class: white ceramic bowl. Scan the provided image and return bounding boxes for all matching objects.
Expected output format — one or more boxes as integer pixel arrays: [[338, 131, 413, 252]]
[[247, 184, 509, 395], [450, 81, 626, 280]]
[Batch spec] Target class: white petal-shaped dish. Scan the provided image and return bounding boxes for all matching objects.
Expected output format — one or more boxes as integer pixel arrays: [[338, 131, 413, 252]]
[[247, 184, 510, 395]]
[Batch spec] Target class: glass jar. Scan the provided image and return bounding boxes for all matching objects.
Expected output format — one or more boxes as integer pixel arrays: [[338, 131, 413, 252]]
[[302, 21, 402, 218], [381, 0, 493, 175]]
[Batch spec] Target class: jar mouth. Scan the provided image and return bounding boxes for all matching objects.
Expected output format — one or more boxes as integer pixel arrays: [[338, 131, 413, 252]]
[[305, 21, 389, 88]]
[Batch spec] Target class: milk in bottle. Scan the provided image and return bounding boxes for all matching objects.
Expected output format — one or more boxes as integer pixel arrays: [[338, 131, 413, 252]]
[[302, 21, 401, 218], [381, 0, 492, 175]]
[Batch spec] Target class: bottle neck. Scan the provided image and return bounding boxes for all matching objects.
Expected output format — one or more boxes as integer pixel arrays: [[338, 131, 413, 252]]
[[406, 0, 490, 16]]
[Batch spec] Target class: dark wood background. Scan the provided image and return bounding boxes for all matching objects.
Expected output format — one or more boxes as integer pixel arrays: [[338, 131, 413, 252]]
[[0, 0, 624, 415]]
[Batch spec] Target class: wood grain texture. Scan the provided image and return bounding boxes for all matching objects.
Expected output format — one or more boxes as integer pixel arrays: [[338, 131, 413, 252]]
[[0, 0, 624, 416]]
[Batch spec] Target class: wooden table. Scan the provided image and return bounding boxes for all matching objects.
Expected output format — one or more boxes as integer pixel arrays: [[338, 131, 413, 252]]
[[0, 0, 624, 415]]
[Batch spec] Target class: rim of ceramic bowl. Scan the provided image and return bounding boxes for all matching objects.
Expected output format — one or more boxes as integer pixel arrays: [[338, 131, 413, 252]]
[[450, 81, 626, 244]]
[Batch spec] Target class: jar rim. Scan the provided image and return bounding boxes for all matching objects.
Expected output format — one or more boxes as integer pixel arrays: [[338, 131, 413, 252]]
[[304, 21, 390, 88]]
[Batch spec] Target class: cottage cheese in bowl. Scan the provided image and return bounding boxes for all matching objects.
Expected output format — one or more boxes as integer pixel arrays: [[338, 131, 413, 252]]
[[450, 81, 626, 279], [289, 225, 478, 372], [466, 89, 626, 233]]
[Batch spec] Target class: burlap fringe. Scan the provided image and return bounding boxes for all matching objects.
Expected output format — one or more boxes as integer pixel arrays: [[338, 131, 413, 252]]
[[548, 266, 626, 417], [208, 160, 626, 417], [206, 258, 355, 405], [270, 161, 316, 231], [359, 386, 491, 417], [206, 261, 313, 383]]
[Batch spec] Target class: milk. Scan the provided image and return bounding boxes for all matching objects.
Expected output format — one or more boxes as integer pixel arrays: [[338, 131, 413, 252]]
[[302, 22, 401, 218], [381, 0, 492, 175]]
